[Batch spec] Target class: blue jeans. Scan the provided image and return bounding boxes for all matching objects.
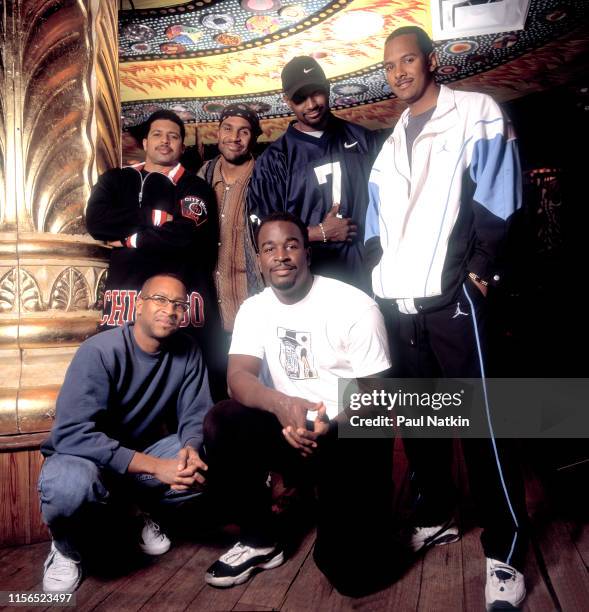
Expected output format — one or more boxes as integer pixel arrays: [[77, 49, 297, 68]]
[[38, 435, 201, 559]]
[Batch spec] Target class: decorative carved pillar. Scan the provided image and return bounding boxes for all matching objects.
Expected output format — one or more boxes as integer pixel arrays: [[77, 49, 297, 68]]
[[0, 0, 119, 443]]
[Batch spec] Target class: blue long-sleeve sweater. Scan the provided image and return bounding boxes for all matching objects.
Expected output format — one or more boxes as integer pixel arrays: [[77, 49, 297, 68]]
[[42, 324, 212, 473]]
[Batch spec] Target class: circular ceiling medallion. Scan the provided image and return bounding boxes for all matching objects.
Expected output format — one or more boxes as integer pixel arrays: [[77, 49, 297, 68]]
[[241, 0, 282, 13], [160, 42, 186, 54], [467, 54, 487, 65], [123, 23, 156, 42], [443, 40, 479, 55], [544, 9, 568, 22], [201, 13, 236, 31], [248, 101, 272, 113], [437, 65, 458, 75], [492, 33, 519, 49], [215, 33, 243, 46], [165, 24, 203, 44], [202, 102, 226, 114], [332, 83, 368, 96], [131, 42, 151, 53], [245, 15, 280, 35], [279, 4, 306, 20], [165, 24, 183, 39], [171, 104, 196, 121], [334, 96, 358, 106]]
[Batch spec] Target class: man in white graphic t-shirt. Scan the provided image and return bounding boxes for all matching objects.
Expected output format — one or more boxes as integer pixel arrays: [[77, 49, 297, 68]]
[[202, 212, 396, 597]]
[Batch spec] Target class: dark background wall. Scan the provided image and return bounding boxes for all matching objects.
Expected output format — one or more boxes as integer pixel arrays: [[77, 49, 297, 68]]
[[496, 79, 588, 378]]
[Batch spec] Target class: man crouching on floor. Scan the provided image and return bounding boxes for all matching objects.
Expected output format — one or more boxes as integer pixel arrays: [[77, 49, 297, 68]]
[[202, 212, 396, 597], [38, 273, 212, 593]]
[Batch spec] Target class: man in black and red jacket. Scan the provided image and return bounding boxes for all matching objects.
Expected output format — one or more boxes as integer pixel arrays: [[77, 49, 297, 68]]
[[86, 110, 224, 398]]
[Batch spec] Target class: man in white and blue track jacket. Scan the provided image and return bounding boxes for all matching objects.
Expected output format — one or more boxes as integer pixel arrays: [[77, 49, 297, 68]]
[[366, 69, 521, 314], [366, 26, 528, 611]]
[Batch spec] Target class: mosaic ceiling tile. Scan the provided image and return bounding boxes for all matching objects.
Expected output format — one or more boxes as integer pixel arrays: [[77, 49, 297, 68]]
[[332, 83, 369, 95], [215, 32, 243, 45], [443, 40, 480, 56], [241, 0, 283, 13], [123, 23, 156, 42], [492, 33, 520, 49], [245, 14, 281, 34], [201, 13, 236, 30], [279, 5, 307, 20]]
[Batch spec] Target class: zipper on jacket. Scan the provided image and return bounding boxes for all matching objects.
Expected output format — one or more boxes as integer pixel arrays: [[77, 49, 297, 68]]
[[131, 163, 181, 207], [138, 172, 148, 206]]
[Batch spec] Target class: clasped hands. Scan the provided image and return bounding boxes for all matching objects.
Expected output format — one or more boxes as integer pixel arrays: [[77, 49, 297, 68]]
[[277, 396, 330, 457], [153, 446, 208, 491]]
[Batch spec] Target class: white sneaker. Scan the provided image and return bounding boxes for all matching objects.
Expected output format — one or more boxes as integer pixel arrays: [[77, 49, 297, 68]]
[[409, 518, 460, 552], [485, 557, 526, 610], [205, 542, 284, 587], [138, 514, 171, 556], [43, 543, 82, 593]]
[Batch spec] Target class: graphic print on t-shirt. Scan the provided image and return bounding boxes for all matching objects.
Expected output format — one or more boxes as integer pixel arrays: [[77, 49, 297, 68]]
[[277, 327, 318, 380]]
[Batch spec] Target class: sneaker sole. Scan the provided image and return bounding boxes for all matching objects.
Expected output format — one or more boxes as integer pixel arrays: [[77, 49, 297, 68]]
[[411, 526, 461, 553], [205, 551, 285, 588], [43, 571, 82, 594], [486, 599, 525, 611], [139, 540, 171, 556], [430, 531, 461, 547]]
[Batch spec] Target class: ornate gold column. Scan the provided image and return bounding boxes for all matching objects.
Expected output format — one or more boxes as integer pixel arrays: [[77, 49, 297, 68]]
[[0, 0, 119, 443]]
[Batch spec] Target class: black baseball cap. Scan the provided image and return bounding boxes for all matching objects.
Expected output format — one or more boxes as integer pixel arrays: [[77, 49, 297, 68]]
[[281, 56, 329, 100]]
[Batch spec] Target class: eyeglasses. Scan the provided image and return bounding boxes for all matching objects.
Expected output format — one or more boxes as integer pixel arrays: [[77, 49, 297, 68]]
[[143, 294, 190, 312]]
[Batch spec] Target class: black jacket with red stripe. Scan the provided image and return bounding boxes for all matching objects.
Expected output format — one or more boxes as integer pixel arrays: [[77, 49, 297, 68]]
[[86, 163, 220, 344]]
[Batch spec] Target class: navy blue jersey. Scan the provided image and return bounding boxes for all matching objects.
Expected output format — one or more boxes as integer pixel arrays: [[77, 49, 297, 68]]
[[247, 116, 385, 292]]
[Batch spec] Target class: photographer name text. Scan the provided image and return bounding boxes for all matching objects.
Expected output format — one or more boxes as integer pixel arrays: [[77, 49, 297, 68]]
[[349, 415, 470, 428]]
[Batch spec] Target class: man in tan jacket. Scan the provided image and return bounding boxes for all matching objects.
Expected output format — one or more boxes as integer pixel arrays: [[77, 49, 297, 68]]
[[199, 103, 264, 342]]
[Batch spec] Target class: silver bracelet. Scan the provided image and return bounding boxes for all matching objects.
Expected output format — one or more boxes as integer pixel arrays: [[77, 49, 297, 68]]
[[319, 222, 327, 243]]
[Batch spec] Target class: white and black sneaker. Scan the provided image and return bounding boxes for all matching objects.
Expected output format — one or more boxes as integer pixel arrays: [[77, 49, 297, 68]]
[[43, 542, 82, 593], [205, 542, 284, 587], [409, 518, 460, 553], [485, 557, 526, 610], [138, 513, 171, 556]]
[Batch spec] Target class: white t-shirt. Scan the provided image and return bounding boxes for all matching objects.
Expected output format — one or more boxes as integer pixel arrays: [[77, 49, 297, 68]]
[[230, 275, 391, 419]]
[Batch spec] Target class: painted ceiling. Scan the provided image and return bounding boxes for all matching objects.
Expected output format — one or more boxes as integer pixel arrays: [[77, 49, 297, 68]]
[[119, 0, 589, 143]]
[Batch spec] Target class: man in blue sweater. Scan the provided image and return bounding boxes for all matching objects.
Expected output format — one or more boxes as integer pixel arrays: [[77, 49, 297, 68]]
[[38, 273, 212, 593]]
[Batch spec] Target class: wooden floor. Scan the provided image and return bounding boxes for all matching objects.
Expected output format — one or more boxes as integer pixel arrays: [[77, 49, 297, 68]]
[[1, 441, 588, 612]]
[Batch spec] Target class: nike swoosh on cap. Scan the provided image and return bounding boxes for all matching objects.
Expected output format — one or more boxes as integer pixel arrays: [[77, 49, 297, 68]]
[[344, 141, 358, 148], [303, 67, 314, 74]]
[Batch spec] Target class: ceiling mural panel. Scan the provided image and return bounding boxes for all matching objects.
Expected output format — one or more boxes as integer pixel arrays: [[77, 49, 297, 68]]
[[119, 0, 420, 101], [119, 0, 347, 61], [119, 0, 589, 142]]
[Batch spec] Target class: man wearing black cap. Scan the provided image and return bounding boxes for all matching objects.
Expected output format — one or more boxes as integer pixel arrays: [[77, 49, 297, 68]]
[[199, 103, 264, 337], [247, 57, 385, 293]]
